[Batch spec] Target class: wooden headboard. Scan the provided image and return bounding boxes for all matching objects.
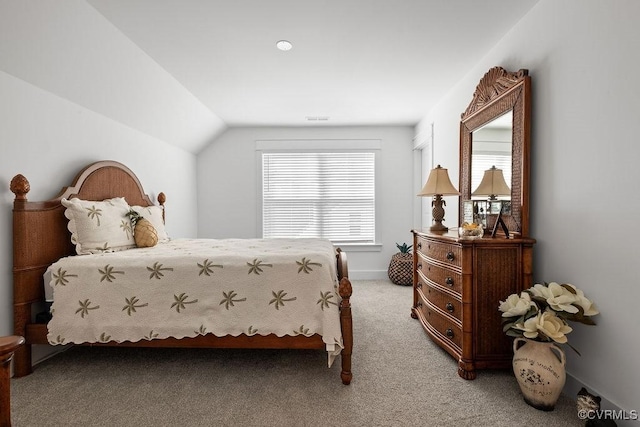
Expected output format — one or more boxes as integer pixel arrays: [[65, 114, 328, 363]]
[[10, 160, 165, 343]]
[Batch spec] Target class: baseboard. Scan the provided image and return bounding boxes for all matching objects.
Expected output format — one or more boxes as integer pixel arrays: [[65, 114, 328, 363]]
[[565, 373, 639, 426]]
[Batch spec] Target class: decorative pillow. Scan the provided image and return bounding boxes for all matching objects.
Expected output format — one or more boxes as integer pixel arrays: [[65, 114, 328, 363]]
[[132, 217, 159, 248], [129, 205, 169, 242], [61, 197, 136, 255]]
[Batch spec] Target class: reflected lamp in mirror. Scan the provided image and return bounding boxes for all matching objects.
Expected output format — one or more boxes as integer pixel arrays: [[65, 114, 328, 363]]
[[418, 165, 460, 232], [471, 166, 510, 200], [471, 166, 511, 237]]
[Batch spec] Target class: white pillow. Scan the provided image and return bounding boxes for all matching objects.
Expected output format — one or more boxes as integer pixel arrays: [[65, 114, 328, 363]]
[[61, 197, 136, 255], [129, 205, 169, 242]]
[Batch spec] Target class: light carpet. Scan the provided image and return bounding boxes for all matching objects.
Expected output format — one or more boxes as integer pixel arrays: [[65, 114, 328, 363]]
[[10, 280, 582, 426]]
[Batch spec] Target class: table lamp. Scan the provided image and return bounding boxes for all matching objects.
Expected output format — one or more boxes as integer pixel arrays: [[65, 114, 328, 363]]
[[417, 165, 460, 232]]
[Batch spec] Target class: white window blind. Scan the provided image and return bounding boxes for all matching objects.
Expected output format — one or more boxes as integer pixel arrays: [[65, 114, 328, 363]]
[[262, 152, 375, 243]]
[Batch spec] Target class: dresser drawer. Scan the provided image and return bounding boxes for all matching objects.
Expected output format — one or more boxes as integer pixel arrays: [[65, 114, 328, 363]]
[[416, 296, 462, 351], [417, 257, 462, 295], [419, 279, 462, 322], [416, 236, 461, 268]]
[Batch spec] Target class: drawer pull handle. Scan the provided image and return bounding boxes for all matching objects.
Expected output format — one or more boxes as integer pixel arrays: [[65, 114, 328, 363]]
[[445, 328, 454, 339], [445, 277, 454, 286], [446, 302, 454, 313], [417, 242, 422, 249], [417, 301, 423, 308], [446, 251, 455, 261], [416, 282, 422, 289], [417, 263, 422, 270]]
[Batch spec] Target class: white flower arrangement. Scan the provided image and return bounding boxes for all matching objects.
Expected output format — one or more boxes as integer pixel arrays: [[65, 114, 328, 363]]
[[498, 282, 599, 354]]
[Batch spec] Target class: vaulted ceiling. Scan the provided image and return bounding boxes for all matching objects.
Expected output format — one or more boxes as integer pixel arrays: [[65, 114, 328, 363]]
[[88, 1, 538, 127], [1, 1, 539, 153]]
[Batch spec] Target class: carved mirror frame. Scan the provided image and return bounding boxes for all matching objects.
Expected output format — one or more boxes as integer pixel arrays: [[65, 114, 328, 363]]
[[459, 67, 531, 237]]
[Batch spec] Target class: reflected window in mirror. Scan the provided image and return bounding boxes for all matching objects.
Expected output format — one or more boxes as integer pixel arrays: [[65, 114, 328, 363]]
[[471, 111, 512, 197]]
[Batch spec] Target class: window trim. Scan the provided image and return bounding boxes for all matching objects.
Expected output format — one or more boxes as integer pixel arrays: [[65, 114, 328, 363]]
[[256, 139, 381, 247]]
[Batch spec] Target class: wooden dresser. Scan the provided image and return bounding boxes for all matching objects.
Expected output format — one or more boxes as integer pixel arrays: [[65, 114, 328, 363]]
[[411, 229, 535, 380]]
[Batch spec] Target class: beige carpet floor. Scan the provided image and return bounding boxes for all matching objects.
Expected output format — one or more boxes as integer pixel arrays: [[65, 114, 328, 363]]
[[10, 280, 583, 426]]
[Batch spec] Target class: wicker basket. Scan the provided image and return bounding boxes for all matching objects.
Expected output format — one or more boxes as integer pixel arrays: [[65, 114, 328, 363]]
[[388, 252, 413, 286]]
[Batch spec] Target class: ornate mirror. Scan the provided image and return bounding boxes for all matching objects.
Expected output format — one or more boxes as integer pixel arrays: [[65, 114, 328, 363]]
[[459, 67, 531, 237]]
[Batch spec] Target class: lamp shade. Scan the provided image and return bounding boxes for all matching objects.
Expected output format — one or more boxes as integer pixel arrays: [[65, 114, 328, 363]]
[[472, 166, 510, 198], [418, 165, 460, 196]]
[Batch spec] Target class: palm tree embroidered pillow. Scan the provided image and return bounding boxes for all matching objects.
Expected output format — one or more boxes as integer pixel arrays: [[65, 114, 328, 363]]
[[61, 197, 136, 254]]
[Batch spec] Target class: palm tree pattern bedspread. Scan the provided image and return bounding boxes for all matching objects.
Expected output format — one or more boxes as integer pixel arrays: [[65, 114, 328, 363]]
[[46, 238, 343, 365]]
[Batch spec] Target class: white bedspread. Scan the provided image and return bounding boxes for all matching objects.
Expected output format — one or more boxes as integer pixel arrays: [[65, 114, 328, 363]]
[[46, 238, 343, 365]]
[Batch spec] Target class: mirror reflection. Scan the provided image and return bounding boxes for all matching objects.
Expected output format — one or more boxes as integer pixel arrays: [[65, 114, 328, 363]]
[[471, 111, 512, 198]]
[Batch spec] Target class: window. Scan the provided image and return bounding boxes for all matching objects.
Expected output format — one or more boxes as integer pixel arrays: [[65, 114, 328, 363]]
[[261, 151, 375, 244]]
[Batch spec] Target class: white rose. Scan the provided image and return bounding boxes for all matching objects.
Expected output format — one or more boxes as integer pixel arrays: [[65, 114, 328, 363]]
[[528, 283, 552, 299], [515, 315, 540, 340], [537, 282, 579, 314], [499, 292, 535, 317], [536, 310, 573, 344], [564, 284, 599, 316]]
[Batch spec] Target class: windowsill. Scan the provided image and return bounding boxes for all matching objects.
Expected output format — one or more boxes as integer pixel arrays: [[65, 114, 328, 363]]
[[333, 243, 383, 252]]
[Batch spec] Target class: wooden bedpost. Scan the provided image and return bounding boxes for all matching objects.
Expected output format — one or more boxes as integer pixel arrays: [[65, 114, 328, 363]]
[[9, 175, 33, 378], [157, 192, 166, 222], [338, 277, 353, 385], [336, 248, 353, 385]]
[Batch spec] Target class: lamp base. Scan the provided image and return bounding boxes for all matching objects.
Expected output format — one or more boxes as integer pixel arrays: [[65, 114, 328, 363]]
[[430, 222, 449, 232], [431, 195, 449, 233]]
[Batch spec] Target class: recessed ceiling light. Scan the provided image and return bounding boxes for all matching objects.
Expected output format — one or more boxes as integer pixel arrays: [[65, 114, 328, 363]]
[[276, 40, 292, 51]]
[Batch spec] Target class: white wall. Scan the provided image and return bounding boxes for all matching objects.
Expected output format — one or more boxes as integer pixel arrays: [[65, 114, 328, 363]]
[[0, 70, 199, 340], [418, 0, 640, 415], [197, 126, 416, 279], [0, 0, 225, 154], [0, 1, 204, 358]]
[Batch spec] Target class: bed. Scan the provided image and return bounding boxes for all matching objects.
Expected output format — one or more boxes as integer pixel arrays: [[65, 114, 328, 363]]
[[10, 160, 353, 384]]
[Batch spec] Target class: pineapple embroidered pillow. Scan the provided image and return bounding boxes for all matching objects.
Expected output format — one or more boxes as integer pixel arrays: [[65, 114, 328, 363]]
[[129, 205, 169, 242], [62, 197, 136, 254], [133, 217, 158, 248]]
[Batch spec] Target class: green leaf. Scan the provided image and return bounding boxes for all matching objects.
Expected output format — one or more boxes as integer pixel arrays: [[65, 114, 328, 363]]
[[395, 243, 412, 254], [525, 306, 539, 318], [503, 322, 516, 332]]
